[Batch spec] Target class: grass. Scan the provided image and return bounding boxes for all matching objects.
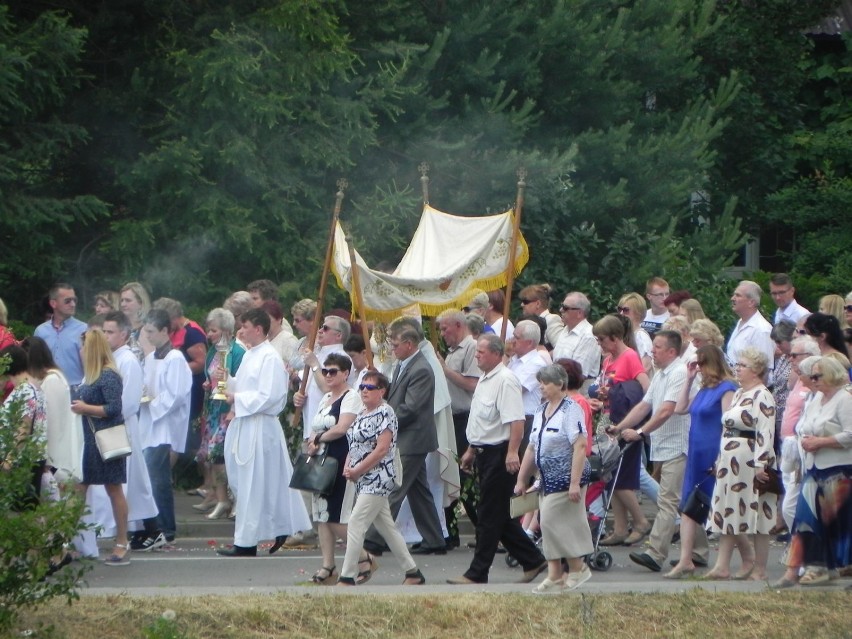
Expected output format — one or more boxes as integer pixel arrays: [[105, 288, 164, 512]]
[[12, 590, 851, 639]]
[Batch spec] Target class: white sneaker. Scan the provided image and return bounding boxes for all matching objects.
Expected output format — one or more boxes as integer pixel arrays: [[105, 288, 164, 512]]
[[564, 566, 592, 592]]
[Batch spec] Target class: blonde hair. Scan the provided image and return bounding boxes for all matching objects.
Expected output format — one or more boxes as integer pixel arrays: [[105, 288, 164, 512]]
[[819, 294, 848, 329], [689, 319, 724, 348], [94, 290, 120, 312], [680, 299, 706, 325], [82, 328, 117, 384], [738, 346, 769, 378], [618, 292, 647, 319], [121, 282, 151, 321], [815, 356, 850, 386]]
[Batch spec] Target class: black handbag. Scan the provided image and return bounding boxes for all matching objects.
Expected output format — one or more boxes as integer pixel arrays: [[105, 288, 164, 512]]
[[682, 485, 712, 524], [289, 452, 339, 495], [754, 465, 784, 496]]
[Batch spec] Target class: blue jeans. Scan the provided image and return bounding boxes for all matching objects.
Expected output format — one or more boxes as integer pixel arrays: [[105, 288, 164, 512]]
[[143, 444, 175, 538]]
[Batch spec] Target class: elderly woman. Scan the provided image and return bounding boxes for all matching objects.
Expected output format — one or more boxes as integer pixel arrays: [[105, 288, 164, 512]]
[[704, 347, 776, 581], [120, 282, 152, 361], [591, 315, 652, 547], [93, 291, 120, 316], [516, 364, 593, 593], [194, 308, 245, 518], [773, 357, 852, 587], [302, 353, 361, 583], [70, 329, 130, 566], [616, 292, 653, 373], [337, 372, 425, 586], [667, 346, 736, 578], [770, 321, 798, 450], [689, 319, 725, 351]]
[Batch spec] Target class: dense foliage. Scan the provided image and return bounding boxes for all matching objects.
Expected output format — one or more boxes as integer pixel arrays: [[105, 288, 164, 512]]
[[0, 0, 847, 324]]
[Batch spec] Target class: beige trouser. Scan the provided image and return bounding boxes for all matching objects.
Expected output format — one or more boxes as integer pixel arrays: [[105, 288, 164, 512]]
[[647, 454, 708, 564], [340, 493, 417, 580]]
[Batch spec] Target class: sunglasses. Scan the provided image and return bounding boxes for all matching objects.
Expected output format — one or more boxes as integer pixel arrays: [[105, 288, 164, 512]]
[[616, 306, 631, 314], [809, 374, 823, 382], [321, 368, 341, 377], [796, 329, 808, 335], [519, 299, 533, 305], [320, 324, 340, 333], [358, 383, 380, 391], [462, 306, 471, 313], [560, 304, 581, 312], [845, 305, 852, 312]]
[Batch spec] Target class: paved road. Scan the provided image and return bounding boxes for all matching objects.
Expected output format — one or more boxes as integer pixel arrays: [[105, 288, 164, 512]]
[[75, 493, 847, 597]]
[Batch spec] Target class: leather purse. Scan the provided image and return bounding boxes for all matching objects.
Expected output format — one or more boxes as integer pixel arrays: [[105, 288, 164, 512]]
[[682, 485, 711, 524], [510, 490, 539, 519], [754, 465, 784, 496], [87, 417, 132, 462], [289, 452, 339, 495]]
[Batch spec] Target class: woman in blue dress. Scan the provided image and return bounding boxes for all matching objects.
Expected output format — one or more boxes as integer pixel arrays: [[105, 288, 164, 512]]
[[665, 345, 736, 578]]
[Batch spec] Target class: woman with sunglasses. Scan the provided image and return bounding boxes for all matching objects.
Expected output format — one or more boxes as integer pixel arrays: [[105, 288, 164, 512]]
[[666, 345, 736, 578], [704, 347, 776, 581], [304, 353, 361, 583], [774, 356, 852, 587], [337, 372, 425, 586]]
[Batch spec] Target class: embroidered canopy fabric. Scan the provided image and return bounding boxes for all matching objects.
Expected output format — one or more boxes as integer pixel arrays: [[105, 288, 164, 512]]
[[332, 204, 529, 321]]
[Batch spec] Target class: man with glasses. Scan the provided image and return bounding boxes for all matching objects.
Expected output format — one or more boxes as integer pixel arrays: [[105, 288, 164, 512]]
[[769, 273, 809, 325], [549, 292, 601, 384], [34, 282, 87, 388], [641, 277, 671, 337], [363, 321, 447, 556]]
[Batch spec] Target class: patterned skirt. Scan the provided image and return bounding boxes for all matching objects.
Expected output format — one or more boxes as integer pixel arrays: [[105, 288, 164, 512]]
[[708, 436, 775, 535]]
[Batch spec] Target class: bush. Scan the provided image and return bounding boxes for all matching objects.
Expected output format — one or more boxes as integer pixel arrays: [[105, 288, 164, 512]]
[[0, 355, 90, 633]]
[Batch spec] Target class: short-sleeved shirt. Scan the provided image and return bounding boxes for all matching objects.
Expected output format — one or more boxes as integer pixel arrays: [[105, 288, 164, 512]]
[[642, 358, 690, 462], [641, 310, 670, 337], [34, 317, 87, 386], [444, 335, 481, 414], [4, 380, 47, 446], [727, 312, 775, 372], [508, 350, 547, 414], [774, 300, 810, 325], [347, 403, 398, 496], [601, 348, 645, 415], [466, 363, 525, 446], [529, 398, 591, 495], [551, 319, 601, 378]]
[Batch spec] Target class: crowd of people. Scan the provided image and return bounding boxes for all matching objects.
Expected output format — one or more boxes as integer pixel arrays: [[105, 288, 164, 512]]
[[1, 274, 850, 592]]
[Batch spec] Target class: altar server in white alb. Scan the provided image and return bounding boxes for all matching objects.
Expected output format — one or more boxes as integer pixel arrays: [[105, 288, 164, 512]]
[[140, 308, 192, 543], [218, 308, 311, 557]]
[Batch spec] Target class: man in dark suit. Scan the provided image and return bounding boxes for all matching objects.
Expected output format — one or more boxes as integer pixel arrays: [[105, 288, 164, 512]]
[[363, 321, 447, 555]]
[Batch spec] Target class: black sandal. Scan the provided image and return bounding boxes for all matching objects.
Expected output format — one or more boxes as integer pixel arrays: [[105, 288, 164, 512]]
[[311, 565, 337, 584], [356, 554, 379, 585], [403, 568, 426, 585]]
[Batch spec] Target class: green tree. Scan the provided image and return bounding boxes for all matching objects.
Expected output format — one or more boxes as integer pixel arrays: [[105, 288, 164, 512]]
[[0, 6, 108, 316]]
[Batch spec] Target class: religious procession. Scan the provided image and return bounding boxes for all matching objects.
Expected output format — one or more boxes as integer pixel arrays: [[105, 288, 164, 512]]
[[2, 171, 851, 596]]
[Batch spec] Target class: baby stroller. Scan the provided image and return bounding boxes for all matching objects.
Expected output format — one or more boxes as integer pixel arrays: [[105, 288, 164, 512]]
[[584, 432, 636, 571]]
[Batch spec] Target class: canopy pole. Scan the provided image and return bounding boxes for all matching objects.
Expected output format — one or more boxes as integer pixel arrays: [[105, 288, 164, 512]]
[[345, 232, 374, 371], [419, 162, 430, 205], [291, 178, 347, 428], [500, 168, 526, 341]]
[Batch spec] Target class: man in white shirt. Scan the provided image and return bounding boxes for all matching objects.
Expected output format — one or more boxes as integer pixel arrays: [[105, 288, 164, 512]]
[[507, 320, 547, 446], [102, 311, 162, 551], [446, 334, 546, 584], [613, 330, 707, 572], [219, 308, 311, 556], [139, 309, 192, 542], [769, 273, 810, 324], [548, 291, 601, 382], [640, 277, 671, 337], [727, 280, 775, 371]]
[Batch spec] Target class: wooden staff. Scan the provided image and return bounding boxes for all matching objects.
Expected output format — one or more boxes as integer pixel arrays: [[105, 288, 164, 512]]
[[291, 178, 347, 428], [419, 162, 439, 351], [500, 167, 526, 341], [345, 232, 374, 370]]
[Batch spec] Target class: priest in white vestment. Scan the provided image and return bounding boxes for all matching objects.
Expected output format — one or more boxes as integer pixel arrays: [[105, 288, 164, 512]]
[[219, 308, 311, 556]]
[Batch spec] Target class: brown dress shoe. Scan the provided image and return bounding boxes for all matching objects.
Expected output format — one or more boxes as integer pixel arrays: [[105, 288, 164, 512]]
[[519, 562, 548, 583], [446, 576, 481, 585]]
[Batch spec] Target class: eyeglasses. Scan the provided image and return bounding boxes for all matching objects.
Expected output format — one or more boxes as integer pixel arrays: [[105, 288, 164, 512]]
[[320, 324, 339, 333], [809, 374, 823, 382], [462, 306, 472, 313], [321, 368, 341, 377], [560, 304, 581, 312], [519, 299, 533, 305], [358, 383, 380, 391], [647, 292, 668, 298], [734, 362, 749, 369], [616, 306, 631, 314]]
